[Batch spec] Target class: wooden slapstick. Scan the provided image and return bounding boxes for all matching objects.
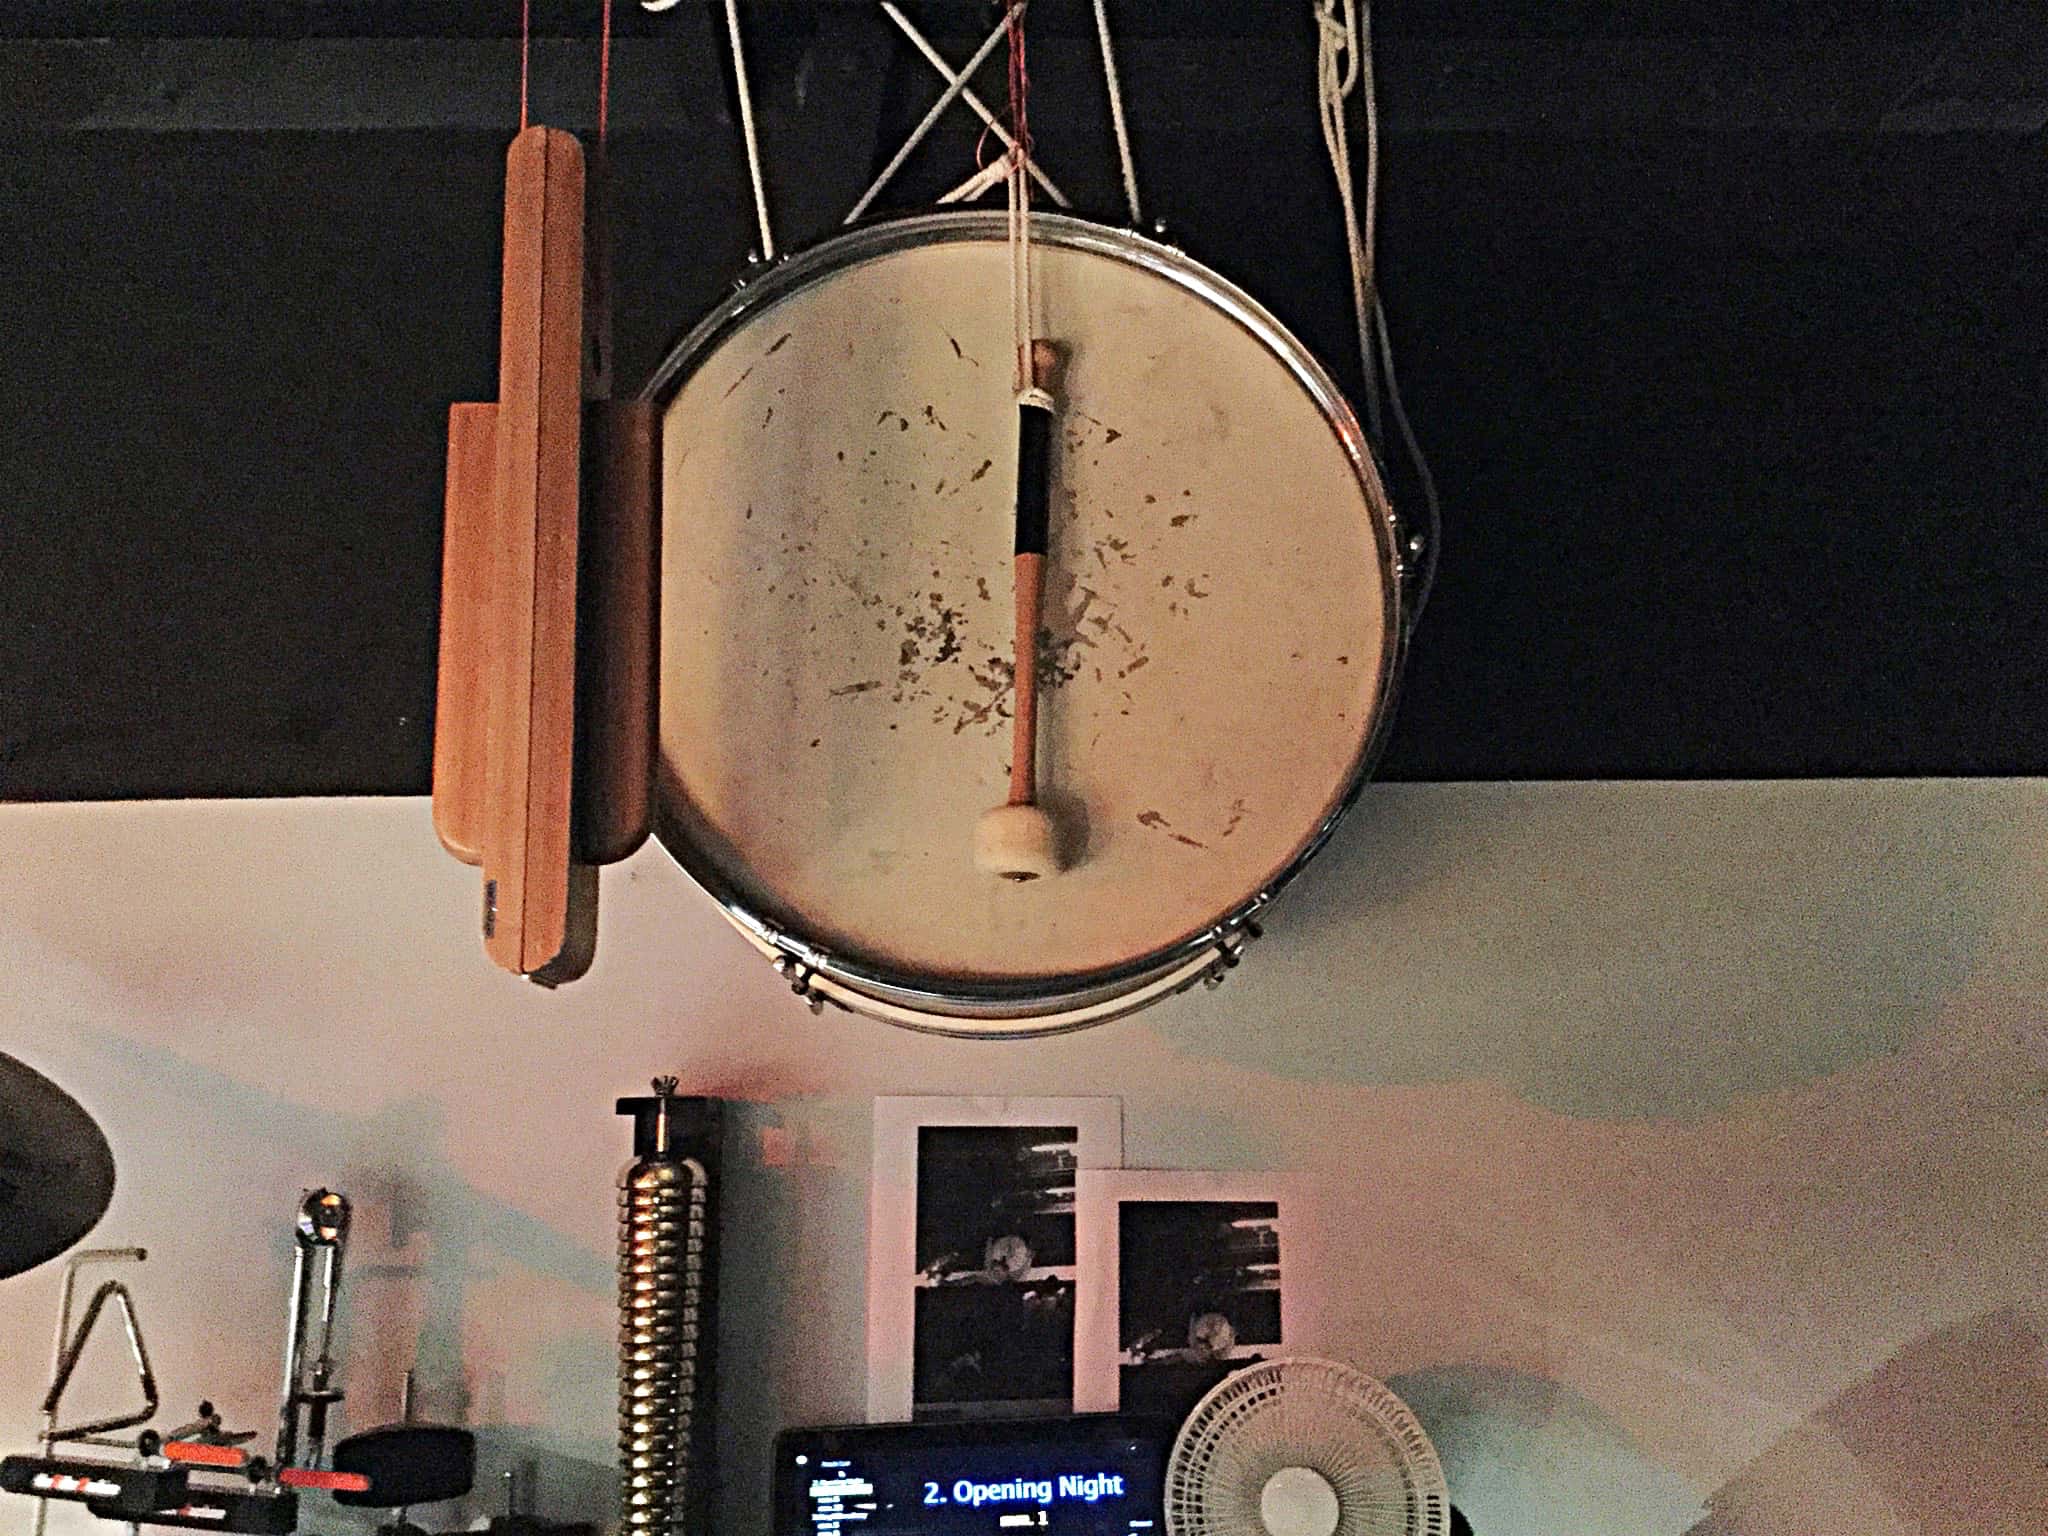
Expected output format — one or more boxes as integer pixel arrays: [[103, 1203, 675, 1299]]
[[481, 124, 586, 976], [976, 339, 1063, 880], [432, 126, 655, 981]]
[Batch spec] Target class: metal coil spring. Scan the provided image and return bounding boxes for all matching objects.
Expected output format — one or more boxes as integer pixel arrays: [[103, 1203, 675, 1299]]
[[617, 1155, 709, 1535]]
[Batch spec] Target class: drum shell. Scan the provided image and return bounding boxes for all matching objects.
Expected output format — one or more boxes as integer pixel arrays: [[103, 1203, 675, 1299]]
[[643, 212, 1408, 1035]]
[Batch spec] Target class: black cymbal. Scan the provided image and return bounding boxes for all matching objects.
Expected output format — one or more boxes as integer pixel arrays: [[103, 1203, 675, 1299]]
[[0, 1054, 115, 1280]]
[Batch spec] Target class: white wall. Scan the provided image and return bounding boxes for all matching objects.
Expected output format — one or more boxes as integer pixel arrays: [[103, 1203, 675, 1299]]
[[1, 783, 2043, 1535]]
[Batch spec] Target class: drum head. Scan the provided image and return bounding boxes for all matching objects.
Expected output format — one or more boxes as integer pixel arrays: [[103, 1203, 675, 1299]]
[[648, 213, 1401, 1027]]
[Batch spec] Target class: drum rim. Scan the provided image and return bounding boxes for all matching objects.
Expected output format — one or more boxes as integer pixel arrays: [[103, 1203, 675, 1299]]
[[641, 210, 1407, 1021]]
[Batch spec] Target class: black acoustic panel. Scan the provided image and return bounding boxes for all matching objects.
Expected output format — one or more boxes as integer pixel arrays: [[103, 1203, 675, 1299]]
[[1, 39, 2044, 796]]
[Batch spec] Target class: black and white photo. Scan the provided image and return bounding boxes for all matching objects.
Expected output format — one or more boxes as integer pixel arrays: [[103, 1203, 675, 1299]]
[[1113, 1197, 1281, 1417], [1075, 1171, 1323, 1416], [910, 1126, 1079, 1419], [867, 1097, 1122, 1422]]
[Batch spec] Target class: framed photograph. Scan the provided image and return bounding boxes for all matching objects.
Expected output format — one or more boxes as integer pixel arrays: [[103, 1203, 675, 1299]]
[[867, 1096, 1122, 1422], [1074, 1170, 1324, 1419]]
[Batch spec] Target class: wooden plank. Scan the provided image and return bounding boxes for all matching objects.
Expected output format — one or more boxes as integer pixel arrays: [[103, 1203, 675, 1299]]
[[574, 399, 658, 865], [481, 124, 584, 976], [431, 401, 497, 864]]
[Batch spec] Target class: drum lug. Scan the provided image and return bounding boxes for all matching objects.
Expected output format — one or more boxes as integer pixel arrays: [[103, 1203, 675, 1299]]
[[1201, 921, 1263, 990], [772, 955, 828, 1014]]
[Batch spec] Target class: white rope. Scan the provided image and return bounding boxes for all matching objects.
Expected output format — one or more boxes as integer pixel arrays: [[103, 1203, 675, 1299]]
[[723, 0, 775, 259], [1009, 57, 1031, 397], [1091, 0, 1143, 227], [880, 2, 1070, 209], [1315, 0, 1440, 624], [848, 2, 1028, 225]]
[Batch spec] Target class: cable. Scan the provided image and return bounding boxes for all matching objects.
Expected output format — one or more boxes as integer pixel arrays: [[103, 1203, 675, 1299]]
[[1315, 0, 1441, 626]]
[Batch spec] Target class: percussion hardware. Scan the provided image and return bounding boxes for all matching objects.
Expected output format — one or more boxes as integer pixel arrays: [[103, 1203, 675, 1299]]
[[276, 1189, 350, 1473], [3, 1457, 190, 1519], [0, 1194, 503, 1536], [163, 1441, 250, 1468], [616, 1084, 721, 1536], [772, 956, 828, 1015], [160, 1402, 254, 1449], [41, 1273, 158, 1444], [1200, 921, 1264, 991]]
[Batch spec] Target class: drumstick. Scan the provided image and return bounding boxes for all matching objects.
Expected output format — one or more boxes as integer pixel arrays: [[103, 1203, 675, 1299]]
[[976, 339, 1062, 881]]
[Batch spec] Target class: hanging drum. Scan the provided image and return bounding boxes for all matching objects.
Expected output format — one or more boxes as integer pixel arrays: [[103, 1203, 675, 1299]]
[[644, 211, 1410, 1035]]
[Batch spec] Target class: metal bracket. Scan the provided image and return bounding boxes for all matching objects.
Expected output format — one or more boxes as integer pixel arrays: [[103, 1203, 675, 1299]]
[[1200, 920, 1264, 989], [773, 956, 828, 1014]]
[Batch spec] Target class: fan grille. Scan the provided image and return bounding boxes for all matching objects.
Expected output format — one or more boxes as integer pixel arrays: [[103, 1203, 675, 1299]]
[[1164, 1358, 1450, 1536]]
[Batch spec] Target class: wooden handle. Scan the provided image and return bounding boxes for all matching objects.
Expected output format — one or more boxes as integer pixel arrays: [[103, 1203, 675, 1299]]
[[1006, 341, 1060, 809], [482, 124, 585, 976], [431, 401, 498, 864], [1014, 398, 1052, 557], [1010, 550, 1044, 806]]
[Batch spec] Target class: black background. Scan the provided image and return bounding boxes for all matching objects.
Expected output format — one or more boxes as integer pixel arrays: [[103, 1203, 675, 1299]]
[[4, 2, 2044, 798]]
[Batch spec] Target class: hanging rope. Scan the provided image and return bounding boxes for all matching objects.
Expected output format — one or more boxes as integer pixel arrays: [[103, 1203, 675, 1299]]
[[723, 0, 775, 258], [1007, 4, 1037, 399], [1315, 0, 1441, 624], [519, 0, 531, 130], [598, 0, 613, 145], [1092, 0, 1142, 228]]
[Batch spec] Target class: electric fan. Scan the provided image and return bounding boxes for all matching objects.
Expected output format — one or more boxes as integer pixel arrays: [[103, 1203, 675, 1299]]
[[1165, 1357, 1451, 1536]]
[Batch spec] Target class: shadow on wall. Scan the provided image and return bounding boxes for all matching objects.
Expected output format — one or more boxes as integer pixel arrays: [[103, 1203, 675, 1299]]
[[1385, 1363, 1706, 1536], [1172, 781, 2029, 1119], [1686, 1308, 2048, 1536], [715, 1100, 869, 1536]]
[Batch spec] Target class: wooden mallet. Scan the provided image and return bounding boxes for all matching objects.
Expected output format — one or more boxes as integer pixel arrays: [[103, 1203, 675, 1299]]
[[976, 339, 1062, 880]]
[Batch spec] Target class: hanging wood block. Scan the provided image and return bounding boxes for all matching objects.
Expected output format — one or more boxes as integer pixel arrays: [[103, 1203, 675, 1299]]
[[482, 124, 586, 976], [574, 398, 659, 866], [432, 400, 498, 865]]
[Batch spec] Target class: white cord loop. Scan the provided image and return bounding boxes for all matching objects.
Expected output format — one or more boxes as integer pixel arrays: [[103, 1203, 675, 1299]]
[[1315, 0, 1441, 625]]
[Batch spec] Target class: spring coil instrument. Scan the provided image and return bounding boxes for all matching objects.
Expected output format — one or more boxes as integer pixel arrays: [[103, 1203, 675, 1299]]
[[616, 1081, 720, 1535]]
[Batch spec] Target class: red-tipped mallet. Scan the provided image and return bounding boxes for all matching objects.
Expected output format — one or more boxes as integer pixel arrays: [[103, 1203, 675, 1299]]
[[976, 340, 1062, 880]]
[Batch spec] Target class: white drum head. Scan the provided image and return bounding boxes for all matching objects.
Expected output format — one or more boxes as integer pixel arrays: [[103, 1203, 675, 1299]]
[[648, 214, 1402, 1030]]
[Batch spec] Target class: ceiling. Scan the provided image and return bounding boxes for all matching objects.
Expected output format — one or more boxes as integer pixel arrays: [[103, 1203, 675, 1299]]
[[2, 2, 2043, 796]]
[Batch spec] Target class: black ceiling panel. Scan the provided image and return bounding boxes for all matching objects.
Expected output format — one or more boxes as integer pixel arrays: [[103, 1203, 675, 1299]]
[[2, 4, 2044, 797]]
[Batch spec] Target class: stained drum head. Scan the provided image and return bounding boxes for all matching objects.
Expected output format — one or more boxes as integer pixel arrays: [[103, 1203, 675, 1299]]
[[647, 213, 1403, 1032]]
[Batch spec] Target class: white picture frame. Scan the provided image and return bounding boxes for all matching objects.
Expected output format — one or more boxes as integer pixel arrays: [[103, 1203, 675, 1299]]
[[1073, 1169, 1324, 1416], [867, 1096, 1123, 1422]]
